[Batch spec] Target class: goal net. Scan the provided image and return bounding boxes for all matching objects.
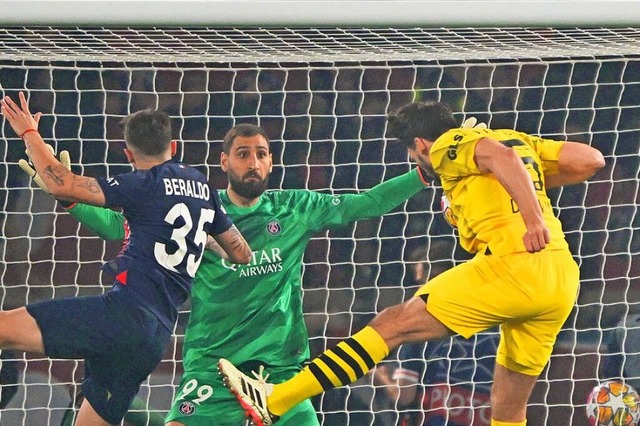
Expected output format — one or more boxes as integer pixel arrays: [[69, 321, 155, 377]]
[[1, 27, 639, 426]]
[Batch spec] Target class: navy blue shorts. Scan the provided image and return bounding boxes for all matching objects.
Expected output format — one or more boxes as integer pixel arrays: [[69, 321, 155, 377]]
[[26, 289, 171, 424]]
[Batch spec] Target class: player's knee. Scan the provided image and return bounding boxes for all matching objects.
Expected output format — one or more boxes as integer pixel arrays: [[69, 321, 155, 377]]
[[371, 297, 451, 347], [370, 300, 422, 340], [0, 309, 43, 351], [0, 311, 18, 348]]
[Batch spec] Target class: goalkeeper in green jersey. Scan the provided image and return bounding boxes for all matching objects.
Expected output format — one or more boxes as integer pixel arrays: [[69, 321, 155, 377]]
[[21, 122, 437, 426]]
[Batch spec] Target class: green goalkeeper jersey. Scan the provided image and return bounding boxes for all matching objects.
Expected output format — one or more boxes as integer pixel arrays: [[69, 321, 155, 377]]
[[67, 169, 425, 371]]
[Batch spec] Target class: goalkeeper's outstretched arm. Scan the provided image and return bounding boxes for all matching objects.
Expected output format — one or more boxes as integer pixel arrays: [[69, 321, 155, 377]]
[[66, 204, 126, 241]]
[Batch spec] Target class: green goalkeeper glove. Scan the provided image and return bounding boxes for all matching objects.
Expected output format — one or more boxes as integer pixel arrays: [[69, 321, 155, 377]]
[[461, 116, 487, 129], [18, 145, 70, 194]]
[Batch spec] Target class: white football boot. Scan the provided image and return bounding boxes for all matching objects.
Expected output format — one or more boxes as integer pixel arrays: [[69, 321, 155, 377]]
[[219, 359, 279, 426]]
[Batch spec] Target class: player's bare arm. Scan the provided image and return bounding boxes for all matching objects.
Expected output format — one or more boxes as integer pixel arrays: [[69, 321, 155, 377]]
[[474, 137, 550, 253], [73, 175, 103, 195], [40, 163, 66, 187], [544, 141, 605, 189], [205, 235, 239, 261], [25, 140, 105, 205], [209, 224, 251, 264], [1, 92, 106, 206]]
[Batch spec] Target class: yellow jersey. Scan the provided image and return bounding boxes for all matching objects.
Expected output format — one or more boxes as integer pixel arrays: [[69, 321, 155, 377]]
[[430, 128, 569, 256]]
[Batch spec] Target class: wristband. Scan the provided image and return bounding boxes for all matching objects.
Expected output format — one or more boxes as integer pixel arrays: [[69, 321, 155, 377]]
[[19, 128, 38, 138], [56, 199, 76, 209], [416, 166, 431, 186]]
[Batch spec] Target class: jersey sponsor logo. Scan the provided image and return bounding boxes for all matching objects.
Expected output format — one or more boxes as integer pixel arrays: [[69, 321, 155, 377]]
[[221, 247, 284, 277], [266, 220, 281, 236], [332, 197, 341, 205], [447, 135, 463, 160], [163, 178, 211, 200], [178, 401, 196, 416]]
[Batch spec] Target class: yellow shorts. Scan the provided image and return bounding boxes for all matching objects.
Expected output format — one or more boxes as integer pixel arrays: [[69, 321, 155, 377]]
[[415, 249, 579, 376]]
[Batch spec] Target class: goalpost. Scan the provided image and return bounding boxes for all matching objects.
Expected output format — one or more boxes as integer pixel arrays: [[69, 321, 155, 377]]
[[1, 12, 639, 426]]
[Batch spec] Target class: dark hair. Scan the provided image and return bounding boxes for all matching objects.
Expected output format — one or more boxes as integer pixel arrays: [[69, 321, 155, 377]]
[[120, 109, 172, 156], [222, 123, 270, 153], [387, 101, 458, 148]]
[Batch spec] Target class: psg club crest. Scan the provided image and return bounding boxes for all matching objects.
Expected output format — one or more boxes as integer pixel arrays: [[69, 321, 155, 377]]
[[178, 401, 196, 416], [266, 220, 282, 236]]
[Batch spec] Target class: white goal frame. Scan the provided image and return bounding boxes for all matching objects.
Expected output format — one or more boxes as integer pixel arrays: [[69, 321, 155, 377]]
[[0, 3, 639, 426], [2, 0, 640, 27]]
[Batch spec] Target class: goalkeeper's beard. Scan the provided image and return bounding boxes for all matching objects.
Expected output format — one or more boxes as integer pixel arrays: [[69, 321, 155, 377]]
[[229, 173, 269, 199]]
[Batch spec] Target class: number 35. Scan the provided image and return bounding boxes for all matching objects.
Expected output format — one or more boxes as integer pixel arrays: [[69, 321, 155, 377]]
[[154, 203, 215, 277]]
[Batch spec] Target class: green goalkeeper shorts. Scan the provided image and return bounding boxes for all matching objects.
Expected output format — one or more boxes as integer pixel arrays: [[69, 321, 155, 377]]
[[165, 365, 319, 426]]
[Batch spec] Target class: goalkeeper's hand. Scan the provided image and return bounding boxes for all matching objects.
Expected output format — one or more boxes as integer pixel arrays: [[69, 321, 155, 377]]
[[461, 116, 487, 129], [18, 145, 71, 194], [441, 194, 458, 229]]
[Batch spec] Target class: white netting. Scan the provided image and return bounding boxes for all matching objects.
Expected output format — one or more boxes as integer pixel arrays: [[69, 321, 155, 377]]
[[1, 27, 640, 62], [0, 27, 638, 426]]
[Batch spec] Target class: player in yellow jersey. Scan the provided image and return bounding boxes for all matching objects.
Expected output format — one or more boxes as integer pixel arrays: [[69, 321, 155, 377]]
[[219, 101, 605, 426]]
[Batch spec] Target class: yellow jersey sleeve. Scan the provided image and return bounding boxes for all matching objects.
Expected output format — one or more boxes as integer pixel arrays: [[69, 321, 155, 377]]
[[526, 133, 565, 176], [430, 128, 568, 256]]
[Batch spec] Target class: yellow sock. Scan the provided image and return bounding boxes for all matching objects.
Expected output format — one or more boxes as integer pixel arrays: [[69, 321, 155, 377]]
[[268, 326, 389, 416], [491, 420, 526, 426]]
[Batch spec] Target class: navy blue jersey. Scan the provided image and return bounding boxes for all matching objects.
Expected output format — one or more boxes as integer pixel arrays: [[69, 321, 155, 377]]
[[395, 331, 498, 426], [398, 331, 498, 392], [96, 159, 233, 329]]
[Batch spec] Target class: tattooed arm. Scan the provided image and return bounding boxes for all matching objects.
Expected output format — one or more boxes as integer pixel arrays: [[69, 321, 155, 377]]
[[1, 92, 106, 206], [206, 224, 252, 264]]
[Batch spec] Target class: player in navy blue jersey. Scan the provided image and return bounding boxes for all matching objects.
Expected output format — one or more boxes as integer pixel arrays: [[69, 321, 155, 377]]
[[391, 331, 499, 426], [0, 92, 251, 426]]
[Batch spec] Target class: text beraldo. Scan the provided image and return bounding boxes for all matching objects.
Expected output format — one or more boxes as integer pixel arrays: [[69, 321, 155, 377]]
[[163, 178, 210, 200]]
